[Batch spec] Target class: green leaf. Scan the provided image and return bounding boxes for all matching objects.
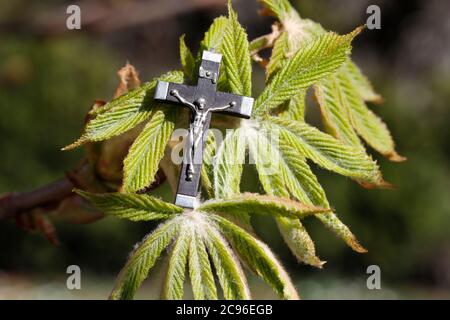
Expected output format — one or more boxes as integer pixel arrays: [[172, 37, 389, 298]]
[[314, 74, 362, 147], [63, 71, 184, 150], [254, 28, 361, 115], [276, 132, 367, 252], [203, 221, 250, 299], [209, 214, 299, 299], [344, 60, 382, 103], [278, 90, 306, 122], [315, 208, 367, 253], [259, 0, 293, 19], [339, 71, 405, 162], [122, 107, 178, 192], [260, 0, 324, 54], [264, 16, 324, 129], [199, 193, 331, 219], [201, 131, 217, 198], [188, 227, 218, 300], [267, 117, 384, 185], [268, 5, 401, 161], [162, 225, 191, 300], [265, 4, 378, 103], [248, 22, 283, 59], [209, 128, 253, 231], [245, 125, 325, 267], [214, 128, 246, 199], [179, 34, 196, 81], [75, 189, 183, 222], [243, 121, 365, 257], [266, 31, 289, 80], [246, 124, 287, 197], [284, 17, 325, 52], [201, 16, 229, 51], [249, 34, 269, 54], [110, 217, 181, 299], [277, 217, 325, 267], [221, 1, 252, 96]]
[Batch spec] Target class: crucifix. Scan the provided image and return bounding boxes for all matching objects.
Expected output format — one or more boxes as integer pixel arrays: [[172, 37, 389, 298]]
[[154, 50, 254, 208]]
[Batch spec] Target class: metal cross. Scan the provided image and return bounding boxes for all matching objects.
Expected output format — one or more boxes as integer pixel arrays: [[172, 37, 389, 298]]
[[154, 50, 254, 208]]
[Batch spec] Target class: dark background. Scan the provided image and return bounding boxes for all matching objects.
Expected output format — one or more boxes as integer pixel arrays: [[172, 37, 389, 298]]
[[1, 0, 449, 299]]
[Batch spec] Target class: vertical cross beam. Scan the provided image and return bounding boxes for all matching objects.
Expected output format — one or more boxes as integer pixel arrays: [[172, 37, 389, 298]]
[[154, 50, 254, 208]]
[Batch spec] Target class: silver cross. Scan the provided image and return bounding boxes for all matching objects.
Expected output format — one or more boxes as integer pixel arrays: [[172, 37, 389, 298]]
[[154, 50, 254, 208]]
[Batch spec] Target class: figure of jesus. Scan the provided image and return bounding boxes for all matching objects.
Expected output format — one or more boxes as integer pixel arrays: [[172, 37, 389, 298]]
[[169, 89, 236, 181]]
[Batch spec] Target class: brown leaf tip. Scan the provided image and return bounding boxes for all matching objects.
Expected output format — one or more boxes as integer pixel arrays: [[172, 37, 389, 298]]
[[387, 152, 407, 162]]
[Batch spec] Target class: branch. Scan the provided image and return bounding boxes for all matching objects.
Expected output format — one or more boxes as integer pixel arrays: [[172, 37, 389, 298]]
[[0, 167, 166, 221], [0, 179, 72, 220], [11, 0, 225, 35]]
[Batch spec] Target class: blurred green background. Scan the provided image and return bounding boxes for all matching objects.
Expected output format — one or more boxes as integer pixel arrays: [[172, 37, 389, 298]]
[[1, 0, 449, 299]]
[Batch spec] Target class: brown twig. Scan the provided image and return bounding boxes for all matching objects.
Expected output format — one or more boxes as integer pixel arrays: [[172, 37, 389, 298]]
[[0, 168, 166, 221], [0, 178, 73, 220], [25, 0, 225, 35]]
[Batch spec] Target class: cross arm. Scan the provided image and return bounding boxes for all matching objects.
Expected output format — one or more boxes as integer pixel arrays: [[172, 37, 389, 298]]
[[213, 91, 254, 119], [154, 81, 196, 110]]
